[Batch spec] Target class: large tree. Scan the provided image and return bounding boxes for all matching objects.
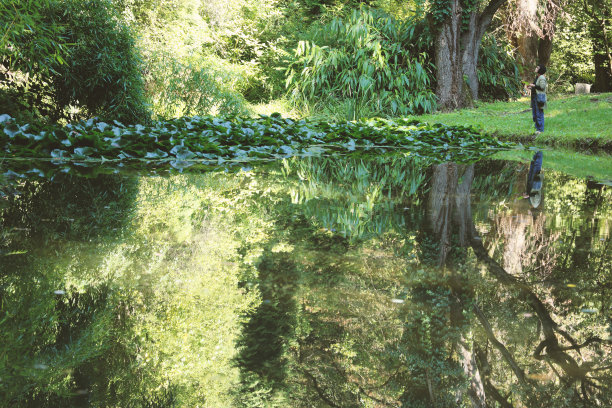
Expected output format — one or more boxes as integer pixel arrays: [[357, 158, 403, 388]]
[[430, 0, 508, 110], [504, 0, 564, 80], [583, 0, 612, 91]]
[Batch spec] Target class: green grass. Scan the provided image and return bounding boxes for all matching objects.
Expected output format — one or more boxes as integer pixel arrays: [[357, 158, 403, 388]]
[[405, 93, 612, 149], [493, 148, 612, 183]]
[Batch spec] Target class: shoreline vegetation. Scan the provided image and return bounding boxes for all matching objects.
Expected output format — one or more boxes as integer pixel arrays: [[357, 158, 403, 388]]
[[253, 93, 612, 152], [0, 114, 512, 166], [398, 93, 612, 151]]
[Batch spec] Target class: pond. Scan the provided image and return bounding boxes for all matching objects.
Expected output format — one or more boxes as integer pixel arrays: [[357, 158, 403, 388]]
[[1, 151, 611, 407]]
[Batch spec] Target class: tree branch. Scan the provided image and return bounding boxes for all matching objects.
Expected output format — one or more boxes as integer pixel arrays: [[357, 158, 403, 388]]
[[478, 0, 509, 34]]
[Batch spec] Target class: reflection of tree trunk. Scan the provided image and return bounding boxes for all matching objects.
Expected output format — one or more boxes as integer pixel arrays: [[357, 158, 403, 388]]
[[428, 163, 486, 406], [458, 337, 487, 408], [428, 163, 458, 266], [454, 165, 476, 247], [428, 163, 476, 265]]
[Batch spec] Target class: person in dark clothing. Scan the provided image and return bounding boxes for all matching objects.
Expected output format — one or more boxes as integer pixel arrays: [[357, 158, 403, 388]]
[[523, 150, 543, 207], [527, 65, 548, 136]]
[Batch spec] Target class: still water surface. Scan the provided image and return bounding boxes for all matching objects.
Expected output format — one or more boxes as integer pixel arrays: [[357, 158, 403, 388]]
[[1, 155, 611, 407]]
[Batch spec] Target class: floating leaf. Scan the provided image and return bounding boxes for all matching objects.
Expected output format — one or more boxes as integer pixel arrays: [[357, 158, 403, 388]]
[[170, 160, 194, 170], [3, 123, 20, 138], [170, 145, 196, 160], [278, 145, 294, 156], [145, 149, 169, 159], [73, 147, 97, 157], [50, 149, 68, 159]]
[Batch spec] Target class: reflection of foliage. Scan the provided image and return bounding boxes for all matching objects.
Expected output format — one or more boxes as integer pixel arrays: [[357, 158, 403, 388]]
[[282, 155, 428, 241], [472, 159, 521, 203], [0, 172, 137, 405], [0, 172, 270, 406], [400, 281, 465, 408], [2, 156, 611, 407], [1, 174, 137, 241]]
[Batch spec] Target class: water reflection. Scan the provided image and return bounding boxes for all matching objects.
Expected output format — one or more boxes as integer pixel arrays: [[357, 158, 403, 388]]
[[1, 155, 611, 407]]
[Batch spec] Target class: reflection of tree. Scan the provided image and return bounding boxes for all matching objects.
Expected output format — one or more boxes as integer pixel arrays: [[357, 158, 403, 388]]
[[469, 173, 612, 405], [401, 163, 487, 407], [235, 251, 299, 402], [0, 174, 138, 406], [470, 239, 611, 403], [1, 174, 137, 242], [413, 162, 612, 406]]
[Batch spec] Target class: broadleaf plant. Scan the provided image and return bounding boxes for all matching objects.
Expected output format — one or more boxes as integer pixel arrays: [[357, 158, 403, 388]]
[[1, 113, 513, 169]]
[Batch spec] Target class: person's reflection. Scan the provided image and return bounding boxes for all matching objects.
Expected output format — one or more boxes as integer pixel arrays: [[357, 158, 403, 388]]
[[523, 151, 543, 208]]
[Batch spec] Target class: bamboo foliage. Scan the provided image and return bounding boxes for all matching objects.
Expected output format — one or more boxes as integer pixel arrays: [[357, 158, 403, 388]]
[[477, 35, 523, 101], [286, 7, 437, 118]]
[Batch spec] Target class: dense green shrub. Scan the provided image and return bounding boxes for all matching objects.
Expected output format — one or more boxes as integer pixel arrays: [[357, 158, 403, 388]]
[[0, 0, 149, 124], [286, 7, 437, 119], [477, 35, 523, 102], [146, 53, 250, 119]]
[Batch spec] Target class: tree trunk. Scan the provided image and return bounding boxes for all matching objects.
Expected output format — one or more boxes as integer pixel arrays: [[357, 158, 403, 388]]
[[509, 0, 557, 80], [435, 0, 508, 109], [590, 15, 612, 92], [537, 36, 553, 67], [462, 12, 481, 102], [435, 1, 464, 111]]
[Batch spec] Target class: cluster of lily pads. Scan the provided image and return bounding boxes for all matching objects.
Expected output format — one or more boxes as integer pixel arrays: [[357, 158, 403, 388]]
[[1, 113, 513, 169]]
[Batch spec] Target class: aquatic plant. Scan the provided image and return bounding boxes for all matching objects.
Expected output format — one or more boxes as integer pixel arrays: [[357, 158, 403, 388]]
[[0, 113, 513, 170]]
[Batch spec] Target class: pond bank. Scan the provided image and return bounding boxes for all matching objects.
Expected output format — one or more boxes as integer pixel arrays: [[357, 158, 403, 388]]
[[406, 93, 612, 151]]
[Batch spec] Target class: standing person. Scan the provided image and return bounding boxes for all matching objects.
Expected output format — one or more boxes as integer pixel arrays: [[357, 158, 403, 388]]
[[527, 65, 548, 136]]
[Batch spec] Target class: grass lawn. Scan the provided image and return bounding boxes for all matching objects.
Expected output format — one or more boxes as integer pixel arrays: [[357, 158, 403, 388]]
[[404, 93, 612, 150]]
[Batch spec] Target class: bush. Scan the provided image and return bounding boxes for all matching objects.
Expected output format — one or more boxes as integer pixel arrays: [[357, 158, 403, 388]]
[[477, 35, 523, 101], [0, 0, 149, 124], [146, 53, 250, 119], [548, 17, 595, 93], [286, 7, 437, 119]]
